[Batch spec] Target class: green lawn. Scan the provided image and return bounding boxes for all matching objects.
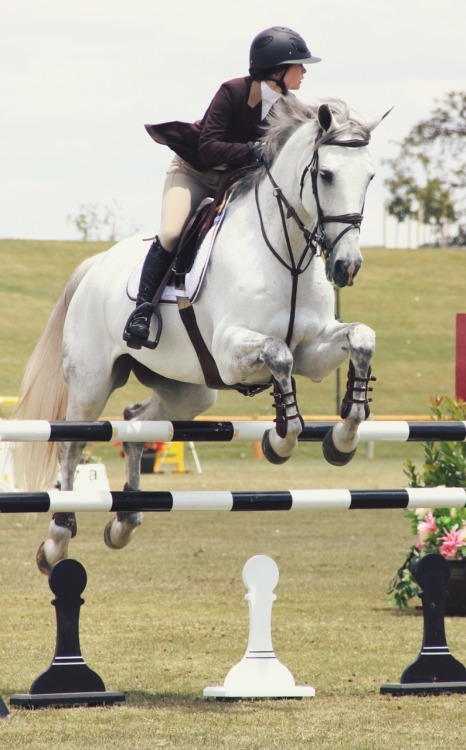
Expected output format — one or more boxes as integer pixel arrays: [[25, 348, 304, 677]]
[[1, 239, 465, 418]]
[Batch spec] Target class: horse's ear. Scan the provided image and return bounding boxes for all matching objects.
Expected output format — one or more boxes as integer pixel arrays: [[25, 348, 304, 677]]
[[318, 104, 337, 133], [364, 106, 394, 133]]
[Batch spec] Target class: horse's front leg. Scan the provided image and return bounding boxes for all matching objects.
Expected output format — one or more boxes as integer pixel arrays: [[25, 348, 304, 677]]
[[214, 329, 303, 464], [36, 441, 84, 575], [322, 323, 376, 466]]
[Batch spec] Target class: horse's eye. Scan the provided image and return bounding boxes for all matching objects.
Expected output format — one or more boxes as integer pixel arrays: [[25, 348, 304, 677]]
[[320, 169, 333, 184]]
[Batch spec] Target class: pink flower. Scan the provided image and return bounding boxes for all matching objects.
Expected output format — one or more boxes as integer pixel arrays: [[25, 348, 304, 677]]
[[417, 512, 438, 543], [438, 526, 466, 559]]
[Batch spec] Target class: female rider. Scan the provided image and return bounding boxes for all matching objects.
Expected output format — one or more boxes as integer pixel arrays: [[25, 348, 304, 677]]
[[124, 25, 321, 349]]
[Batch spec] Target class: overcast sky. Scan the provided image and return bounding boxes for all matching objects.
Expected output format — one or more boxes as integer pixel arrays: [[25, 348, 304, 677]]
[[2, 0, 465, 246]]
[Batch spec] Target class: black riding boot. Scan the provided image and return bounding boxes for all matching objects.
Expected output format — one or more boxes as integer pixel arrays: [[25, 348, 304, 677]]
[[124, 236, 173, 348]]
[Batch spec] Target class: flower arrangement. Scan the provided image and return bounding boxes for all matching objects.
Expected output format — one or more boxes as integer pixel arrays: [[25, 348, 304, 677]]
[[388, 396, 466, 611]]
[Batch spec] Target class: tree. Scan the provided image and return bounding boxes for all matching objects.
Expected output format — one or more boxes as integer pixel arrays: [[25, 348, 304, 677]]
[[67, 201, 126, 241], [384, 91, 465, 246], [417, 179, 457, 246]]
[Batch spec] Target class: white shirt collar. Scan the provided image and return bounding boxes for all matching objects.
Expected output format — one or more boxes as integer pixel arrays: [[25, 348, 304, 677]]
[[261, 81, 281, 120]]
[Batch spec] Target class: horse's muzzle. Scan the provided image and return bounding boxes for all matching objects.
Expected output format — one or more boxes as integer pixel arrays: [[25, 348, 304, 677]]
[[328, 258, 362, 288]]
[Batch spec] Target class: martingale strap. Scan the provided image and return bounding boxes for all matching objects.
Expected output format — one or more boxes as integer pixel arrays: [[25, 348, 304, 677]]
[[176, 290, 271, 396], [255, 165, 318, 347]]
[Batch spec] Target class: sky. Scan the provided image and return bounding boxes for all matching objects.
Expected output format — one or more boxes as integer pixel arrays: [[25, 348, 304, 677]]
[[1, 0, 465, 247]]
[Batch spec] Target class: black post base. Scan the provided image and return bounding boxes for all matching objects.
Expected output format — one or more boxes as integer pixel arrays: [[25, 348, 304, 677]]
[[10, 559, 125, 710], [10, 690, 125, 709], [381, 554, 466, 696], [381, 681, 466, 696]]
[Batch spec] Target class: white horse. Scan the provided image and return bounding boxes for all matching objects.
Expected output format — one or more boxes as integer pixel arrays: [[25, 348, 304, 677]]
[[13, 97, 390, 573]]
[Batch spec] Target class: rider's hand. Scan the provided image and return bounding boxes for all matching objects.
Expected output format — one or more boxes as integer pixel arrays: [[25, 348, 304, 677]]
[[247, 140, 265, 164]]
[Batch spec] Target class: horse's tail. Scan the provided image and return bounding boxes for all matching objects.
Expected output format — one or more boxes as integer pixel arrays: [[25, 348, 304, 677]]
[[11, 255, 98, 491]]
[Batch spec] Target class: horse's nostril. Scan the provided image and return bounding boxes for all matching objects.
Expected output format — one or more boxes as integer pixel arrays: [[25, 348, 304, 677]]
[[334, 260, 345, 278], [333, 259, 361, 287]]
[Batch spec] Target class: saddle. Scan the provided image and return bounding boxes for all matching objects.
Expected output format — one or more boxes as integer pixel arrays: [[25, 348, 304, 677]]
[[173, 167, 246, 280]]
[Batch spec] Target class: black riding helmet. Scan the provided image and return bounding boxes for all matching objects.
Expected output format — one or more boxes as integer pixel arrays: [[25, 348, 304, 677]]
[[249, 26, 321, 71]]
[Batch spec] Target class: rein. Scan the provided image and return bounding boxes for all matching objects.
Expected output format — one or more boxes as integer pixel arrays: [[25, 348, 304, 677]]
[[256, 131, 370, 346], [255, 166, 317, 347]]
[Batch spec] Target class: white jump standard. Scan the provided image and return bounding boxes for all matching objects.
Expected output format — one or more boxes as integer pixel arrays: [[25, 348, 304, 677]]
[[204, 555, 315, 699]]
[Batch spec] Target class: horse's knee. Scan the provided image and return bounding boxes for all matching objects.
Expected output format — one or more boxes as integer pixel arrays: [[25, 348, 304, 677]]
[[347, 324, 375, 367]]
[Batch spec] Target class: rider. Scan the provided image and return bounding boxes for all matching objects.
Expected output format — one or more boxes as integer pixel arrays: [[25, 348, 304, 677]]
[[124, 26, 321, 349]]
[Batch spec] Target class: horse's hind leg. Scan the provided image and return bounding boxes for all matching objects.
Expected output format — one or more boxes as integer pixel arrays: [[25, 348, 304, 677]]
[[37, 360, 120, 574], [104, 379, 216, 549], [36, 440, 86, 574]]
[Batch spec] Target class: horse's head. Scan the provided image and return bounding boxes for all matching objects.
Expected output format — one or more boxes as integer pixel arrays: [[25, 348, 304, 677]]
[[299, 102, 392, 287], [237, 97, 391, 289]]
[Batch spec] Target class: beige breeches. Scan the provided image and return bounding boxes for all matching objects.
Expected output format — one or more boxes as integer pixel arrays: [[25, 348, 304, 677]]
[[158, 156, 229, 253]]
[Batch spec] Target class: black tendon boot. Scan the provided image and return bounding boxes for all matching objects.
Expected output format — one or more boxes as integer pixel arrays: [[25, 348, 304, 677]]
[[123, 236, 174, 349]]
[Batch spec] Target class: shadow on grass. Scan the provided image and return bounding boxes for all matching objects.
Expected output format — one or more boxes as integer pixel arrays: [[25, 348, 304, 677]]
[[124, 691, 306, 713]]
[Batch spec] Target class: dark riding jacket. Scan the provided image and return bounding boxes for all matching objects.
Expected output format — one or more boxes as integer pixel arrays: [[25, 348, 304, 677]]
[[145, 76, 269, 171]]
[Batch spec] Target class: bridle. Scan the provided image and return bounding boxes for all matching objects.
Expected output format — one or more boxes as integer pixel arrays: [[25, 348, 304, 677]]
[[300, 131, 370, 257], [255, 129, 370, 346]]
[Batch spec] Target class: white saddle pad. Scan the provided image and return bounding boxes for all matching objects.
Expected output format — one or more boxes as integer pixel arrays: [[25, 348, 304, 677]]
[[126, 200, 228, 304]]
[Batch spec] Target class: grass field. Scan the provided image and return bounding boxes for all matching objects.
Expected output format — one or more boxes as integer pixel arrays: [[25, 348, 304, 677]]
[[1, 240, 466, 748], [2, 239, 466, 418]]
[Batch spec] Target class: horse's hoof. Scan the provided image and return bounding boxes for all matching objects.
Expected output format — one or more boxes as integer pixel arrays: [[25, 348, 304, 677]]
[[261, 430, 290, 465], [104, 514, 141, 550], [36, 542, 52, 576], [322, 430, 357, 466], [104, 520, 121, 549]]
